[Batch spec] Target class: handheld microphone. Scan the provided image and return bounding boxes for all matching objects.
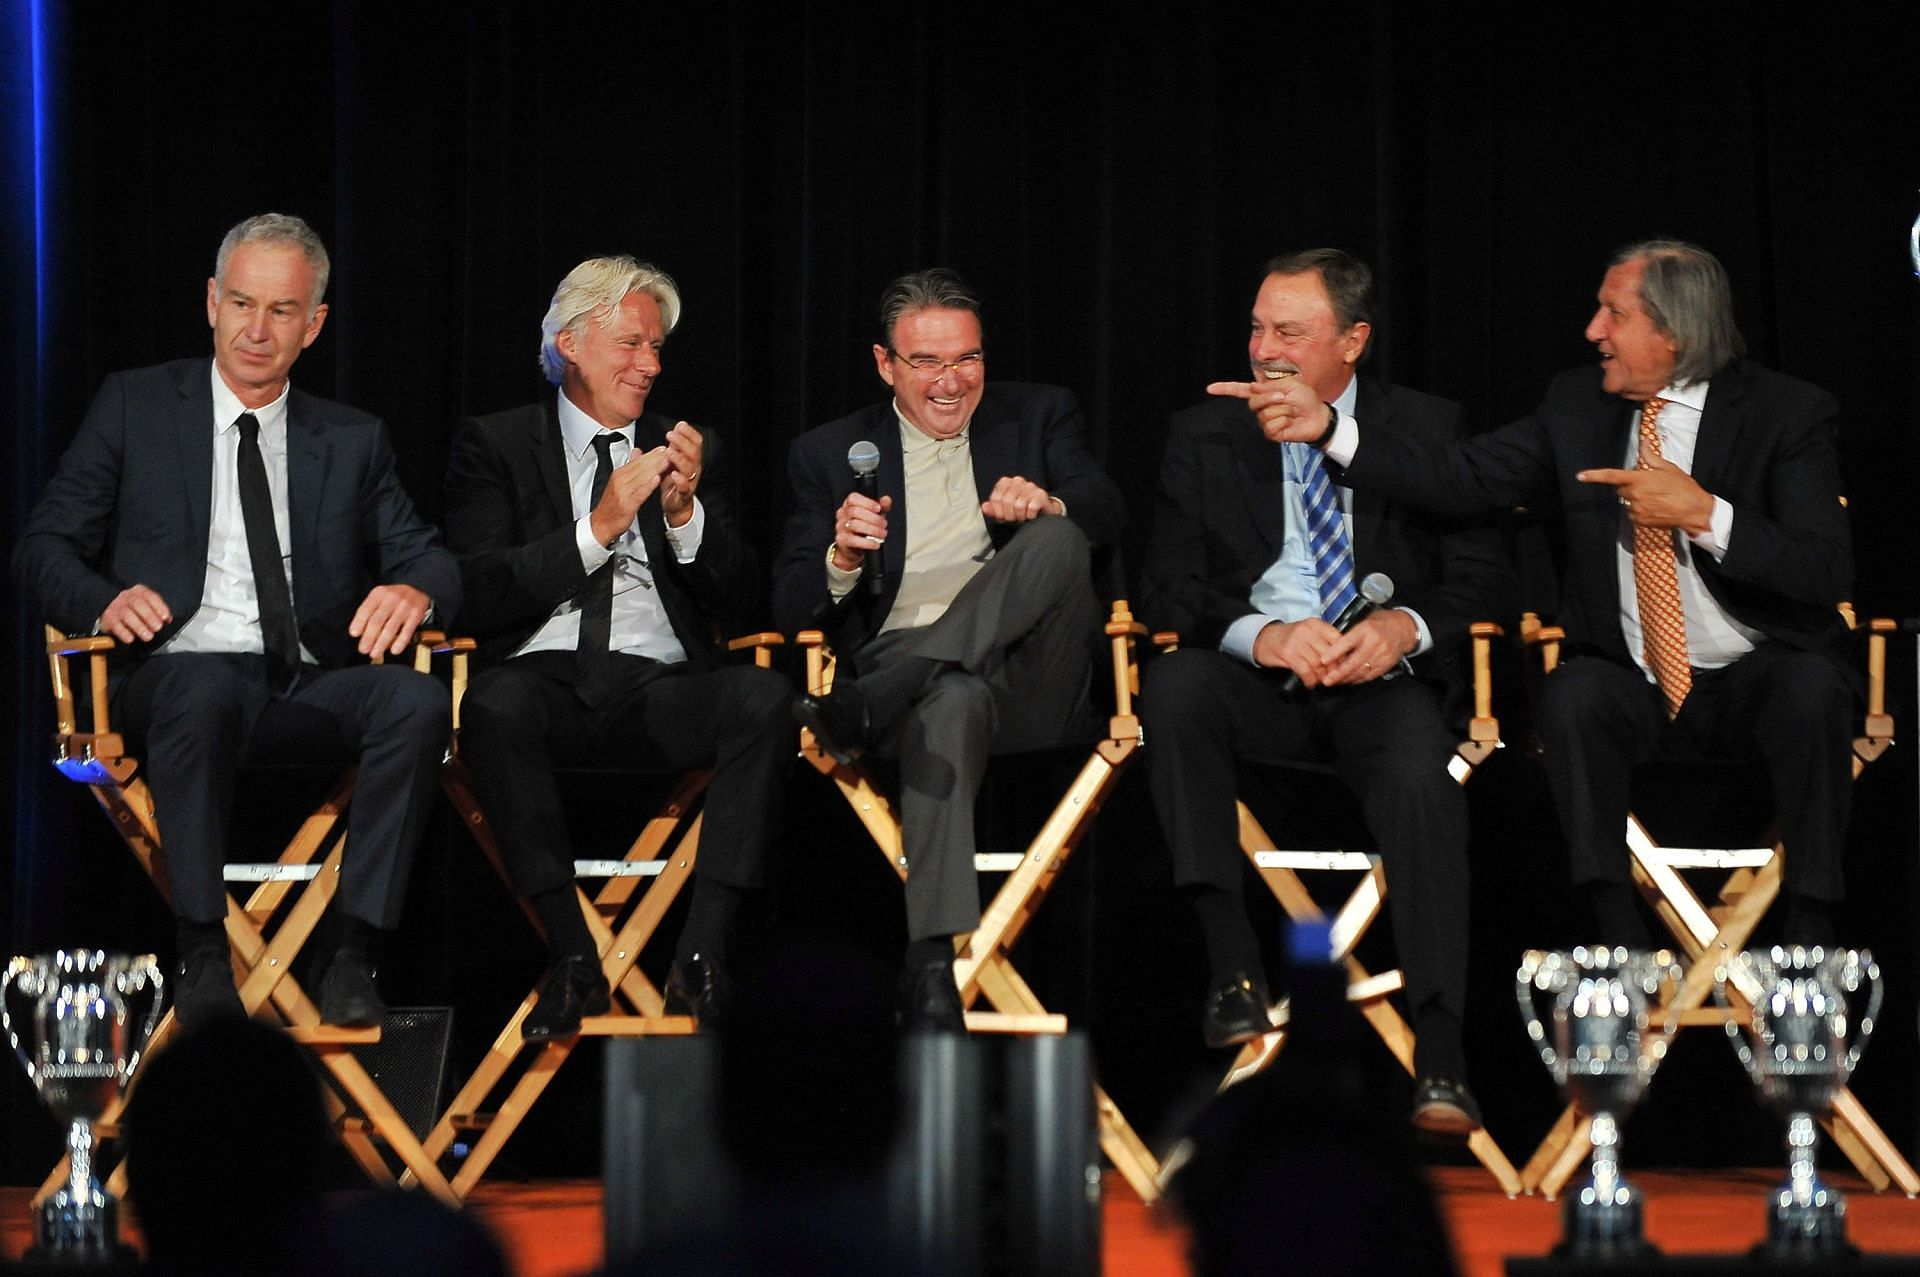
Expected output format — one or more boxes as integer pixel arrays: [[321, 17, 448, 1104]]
[[846, 440, 885, 597], [1280, 572, 1395, 693]]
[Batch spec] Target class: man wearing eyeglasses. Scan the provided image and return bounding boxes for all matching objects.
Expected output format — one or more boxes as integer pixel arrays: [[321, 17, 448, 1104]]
[[775, 267, 1125, 1031]]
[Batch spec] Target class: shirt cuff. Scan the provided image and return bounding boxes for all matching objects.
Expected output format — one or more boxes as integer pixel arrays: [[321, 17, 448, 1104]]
[[1323, 413, 1361, 467], [1221, 614, 1275, 666], [826, 552, 863, 600], [1686, 497, 1734, 560], [1397, 606, 1433, 657], [663, 497, 705, 563], [575, 515, 614, 573]]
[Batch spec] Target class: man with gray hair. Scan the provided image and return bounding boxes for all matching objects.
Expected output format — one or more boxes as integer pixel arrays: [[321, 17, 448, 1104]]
[[774, 267, 1125, 1031], [445, 256, 790, 1036], [15, 212, 459, 1029], [1233, 239, 1856, 948]]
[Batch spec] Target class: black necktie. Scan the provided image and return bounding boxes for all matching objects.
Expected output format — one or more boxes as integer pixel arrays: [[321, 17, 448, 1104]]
[[235, 412, 300, 693], [576, 433, 621, 682]]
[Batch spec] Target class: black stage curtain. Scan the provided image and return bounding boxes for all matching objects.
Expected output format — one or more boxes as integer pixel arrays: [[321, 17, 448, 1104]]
[[6, 2, 1918, 1180]]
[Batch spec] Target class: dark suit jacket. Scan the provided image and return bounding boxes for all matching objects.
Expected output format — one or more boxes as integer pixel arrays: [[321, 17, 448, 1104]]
[[1333, 361, 1852, 666], [443, 401, 760, 670], [14, 358, 460, 672], [772, 381, 1126, 652], [1141, 377, 1513, 697]]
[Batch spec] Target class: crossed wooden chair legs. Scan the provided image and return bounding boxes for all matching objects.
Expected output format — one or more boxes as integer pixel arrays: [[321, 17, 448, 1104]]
[[35, 629, 459, 1208], [796, 601, 1165, 1202], [1519, 616, 1919, 1199]]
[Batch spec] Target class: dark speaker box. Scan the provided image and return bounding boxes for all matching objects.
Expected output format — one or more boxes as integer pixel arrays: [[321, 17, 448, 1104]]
[[348, 1006, 452, 1140]]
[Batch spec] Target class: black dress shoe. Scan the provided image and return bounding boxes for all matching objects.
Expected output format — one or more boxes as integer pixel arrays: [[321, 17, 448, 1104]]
[[897, 956, 966, 1034], [173, 951, 244, 1033], [523, 955, 612, 1040], [662, 954, 732, 1028], [317, 951, 386, 1028], [1202, 971, 1273, 1049], [1411, 1076, 1483, 1139], [793, 684, 872, 765]]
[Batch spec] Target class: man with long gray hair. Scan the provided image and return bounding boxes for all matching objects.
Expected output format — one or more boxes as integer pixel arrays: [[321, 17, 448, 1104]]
[[445, 256, 790, 1035], [15, 212, 459, 1029], [1232, 239, 1856, 949]]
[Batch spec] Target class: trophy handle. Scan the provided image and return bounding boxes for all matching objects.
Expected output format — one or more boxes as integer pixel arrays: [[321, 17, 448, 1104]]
[[1840, 954, 1883, 1079], [1711, 958, 1768, 1088], [2, 958, 47, 1082], [111, 956, 167, 1080], [1515, 951, 1563, 1075]]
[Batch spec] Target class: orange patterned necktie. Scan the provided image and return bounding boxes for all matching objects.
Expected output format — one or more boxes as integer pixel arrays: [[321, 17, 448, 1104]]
[[1631, 397, 1692, 716]]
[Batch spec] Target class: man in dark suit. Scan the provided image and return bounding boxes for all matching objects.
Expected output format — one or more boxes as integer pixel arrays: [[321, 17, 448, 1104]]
[[776, 268, 1125, 1030], [445, 257, 790, 1036], [14, 213, 458, 1029], [1141, 249, 1511, 1136], [1241, 239, 1854, 949]]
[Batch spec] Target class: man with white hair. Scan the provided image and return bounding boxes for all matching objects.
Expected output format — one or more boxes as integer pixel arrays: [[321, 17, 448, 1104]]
[[16, 212, 459, 1030], [445, 256, 790, 1036]]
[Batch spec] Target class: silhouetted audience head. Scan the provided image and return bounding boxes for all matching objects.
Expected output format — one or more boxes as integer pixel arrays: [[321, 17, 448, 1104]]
[[1171, 1049, 1461, 1276], [294, 1190, 511, 1277], [123, 1017, 332, 1274]]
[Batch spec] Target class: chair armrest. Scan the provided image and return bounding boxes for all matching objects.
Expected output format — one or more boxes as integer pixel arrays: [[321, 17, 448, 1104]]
[[45, 627, 116, 739], [1466, 622, 1502, 746], [795, 630, 834, 694], [1519, 610, 1566, 674], [726, 632, 786, 670], [1104, 600, 1148, 716], [408, 631, 478, 729], [1864, 618, 1895, 744]]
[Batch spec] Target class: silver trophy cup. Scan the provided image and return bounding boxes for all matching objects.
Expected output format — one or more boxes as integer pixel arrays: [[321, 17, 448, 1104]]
[[4, 950, 166, 1259], [1715, 945, 1881, 1256], [1517, 946, 1682, 1257]]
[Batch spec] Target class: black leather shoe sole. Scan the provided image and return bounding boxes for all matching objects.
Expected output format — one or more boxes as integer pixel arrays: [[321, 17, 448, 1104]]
[[1202, 974, 1273, 1049], [523, 965, 612, 1040], [897, 961, 967, 1034], [1411, 1077, 1482, 1139]]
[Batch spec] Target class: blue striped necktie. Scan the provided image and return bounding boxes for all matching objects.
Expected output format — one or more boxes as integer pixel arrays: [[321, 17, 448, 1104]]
[[1296, 444, 1358, 622]]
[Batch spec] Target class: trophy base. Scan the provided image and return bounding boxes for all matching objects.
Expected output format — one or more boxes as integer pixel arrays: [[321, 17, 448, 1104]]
[[1550, 1238, 1662, 1261], [1756, 1182, 1853, 1257], [1554, 1182, 1660, 1261], [15, 1242, 141, 1270]]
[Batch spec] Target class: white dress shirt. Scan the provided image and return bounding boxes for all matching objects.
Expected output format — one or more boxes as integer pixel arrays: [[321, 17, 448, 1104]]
[[512, 389, 702, 663], [1611, 381, 1760, 675], [160, 366, 315, 661]]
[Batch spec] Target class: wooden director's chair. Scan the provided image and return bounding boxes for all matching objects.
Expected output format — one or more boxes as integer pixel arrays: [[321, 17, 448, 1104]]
[[407, 632, 784, 1201], [39, 628, 459, 1206], [1148, 622, 1525, 1198], [798, 600, 1166, 1203], [1517, 611, 1920, 1199]]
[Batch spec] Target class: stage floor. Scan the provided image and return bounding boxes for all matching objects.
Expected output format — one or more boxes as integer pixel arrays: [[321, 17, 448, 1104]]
[[5, 1168, 1918, 1274]]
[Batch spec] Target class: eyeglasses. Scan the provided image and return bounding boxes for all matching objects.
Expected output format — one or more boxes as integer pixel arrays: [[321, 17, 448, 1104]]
[[889, 350, 985, 380]]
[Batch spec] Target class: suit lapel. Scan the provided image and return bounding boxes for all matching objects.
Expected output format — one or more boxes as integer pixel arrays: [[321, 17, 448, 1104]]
[[1690, 366, 1744, 495], [1232, 411, 1291, 559], [175, 361, 217, 556], [876, 404, 907, 519], [1347, 380, 1389, 561], [967, 395, 1014, 504], [533, 402, 575, 527], [284, 390, 328, 610]]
